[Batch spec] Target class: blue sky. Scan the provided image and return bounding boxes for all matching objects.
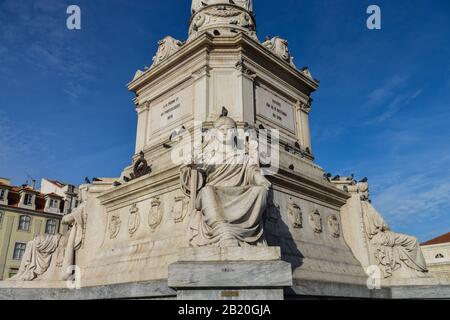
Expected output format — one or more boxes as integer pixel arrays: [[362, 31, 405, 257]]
[[0, 0, 449, 241]]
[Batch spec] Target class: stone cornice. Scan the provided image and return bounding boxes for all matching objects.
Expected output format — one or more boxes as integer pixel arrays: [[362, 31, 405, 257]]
[[271, 168, 350, 207], [128, 33, 319, 95]]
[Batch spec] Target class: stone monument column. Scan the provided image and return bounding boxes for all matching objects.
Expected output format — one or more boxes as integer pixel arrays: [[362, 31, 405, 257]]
[[134, 101, 150, 154]]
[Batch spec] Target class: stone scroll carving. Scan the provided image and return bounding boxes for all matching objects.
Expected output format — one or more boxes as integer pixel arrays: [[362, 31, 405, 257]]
[[181, 107, 271, 248], [262, 36, 296, 68], [9, 187, 88, 282], [151, 36, 184, 69]]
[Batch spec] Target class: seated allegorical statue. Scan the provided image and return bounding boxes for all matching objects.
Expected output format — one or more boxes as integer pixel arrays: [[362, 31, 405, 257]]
[[181, 108, 271, 248], [358, 181, 428, 278], [9, 188, 87, 282]]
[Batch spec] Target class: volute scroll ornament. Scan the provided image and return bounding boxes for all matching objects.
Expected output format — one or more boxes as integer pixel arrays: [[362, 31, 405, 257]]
[[262, 36, 296, 68], [151, 36, 184, 68]]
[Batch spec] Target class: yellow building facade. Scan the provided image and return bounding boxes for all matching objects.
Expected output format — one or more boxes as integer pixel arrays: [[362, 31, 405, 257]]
[[0, 179, 63, 280]]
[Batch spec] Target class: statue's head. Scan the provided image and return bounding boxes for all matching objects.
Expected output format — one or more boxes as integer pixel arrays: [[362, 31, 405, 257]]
[[213, 107, 237, 146]]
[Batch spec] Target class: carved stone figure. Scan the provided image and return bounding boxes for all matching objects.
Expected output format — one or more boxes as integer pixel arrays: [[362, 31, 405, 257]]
[[287, 202, 302, 228], [262, 36, 296, 67], [10, 187, 88, 281], [151, 36, 183, 68], [182, 108, 271, 247], [128, 204, 140, 236], [309, 209, 322, 233], [109, 213, 121, 239], [360, 192, 428, 278]]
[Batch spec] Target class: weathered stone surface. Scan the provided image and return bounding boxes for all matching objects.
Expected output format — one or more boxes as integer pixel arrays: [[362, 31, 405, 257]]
[[0, 280, 176, 300], [177, 247, 281, 262], [168, 260, 292, 289], [177, 289, 284, 300]]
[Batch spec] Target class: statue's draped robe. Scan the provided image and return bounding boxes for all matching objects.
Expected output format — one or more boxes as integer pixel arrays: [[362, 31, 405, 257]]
[[361, 201, 427, 277], [10, 205, 86, 281], [11, 234, 61, 281], [185, 149, 268, 247]]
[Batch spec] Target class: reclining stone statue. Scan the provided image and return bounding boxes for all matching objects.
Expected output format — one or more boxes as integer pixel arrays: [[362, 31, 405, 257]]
[[181, 108, 271, 248], [336, 178, 428, 279], [357, 181, 428, 278], [9, 187, 87, 282]]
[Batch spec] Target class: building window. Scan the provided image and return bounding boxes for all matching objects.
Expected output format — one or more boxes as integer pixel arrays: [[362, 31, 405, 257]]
[[49, 199, 58, 208], [18, 215, 31, 231], [45, 219, 57, 235], [13, 242, 27, 260], [0, 189, 5, 201], [8, 269, 19, 279], [436, 253, 445, 259], [23, 193, 33, 206]]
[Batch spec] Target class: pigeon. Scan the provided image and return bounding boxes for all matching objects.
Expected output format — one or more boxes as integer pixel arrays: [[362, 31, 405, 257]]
[[123, 176, 131, 183], [323, 173, 332, 182], [359, 177, 368, 183], [259, 124, 265, 130], [289, 164, 295, 170], [221, 106, 229, 117], [84, 177, 91, 184], [295, 142, 301, 149], [332, 175, 341, 181], [285, 144, 290, 152], [169, 126, 186, 142], [346, 174, 354, 181], [163, 143, 172, 149], [113, 181, 122, 187], [92, 177, 102, 182]]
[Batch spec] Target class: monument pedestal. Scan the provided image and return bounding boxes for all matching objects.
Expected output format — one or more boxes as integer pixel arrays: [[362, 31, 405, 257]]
[[168, 247, 293, 300]]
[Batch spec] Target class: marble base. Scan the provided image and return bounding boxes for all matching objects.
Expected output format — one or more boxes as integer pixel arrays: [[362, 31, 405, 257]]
[[169, 247, 292, 300]]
